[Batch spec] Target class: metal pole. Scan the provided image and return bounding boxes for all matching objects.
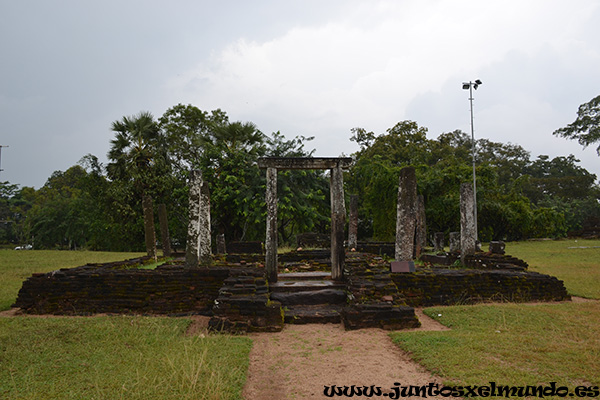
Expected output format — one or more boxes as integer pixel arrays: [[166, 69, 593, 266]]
[[468, 84, 478, 241], [0, 145, 8, 179]]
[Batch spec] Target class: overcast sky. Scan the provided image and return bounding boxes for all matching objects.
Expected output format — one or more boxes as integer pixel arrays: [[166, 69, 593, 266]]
[[1, 0, 599, 189]]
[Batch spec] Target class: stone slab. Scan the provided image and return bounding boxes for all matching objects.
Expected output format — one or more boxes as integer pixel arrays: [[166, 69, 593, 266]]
[[258, 157, 353, 170], [390, 261, 415, 273]]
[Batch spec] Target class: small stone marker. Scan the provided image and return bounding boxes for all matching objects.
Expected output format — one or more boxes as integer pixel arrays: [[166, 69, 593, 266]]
[[216, 233, 226, 254], [489, 241, 506, 254], [449, 231, 460, 253], [390, 260, 416, 273], [434, 232, 444, 252]]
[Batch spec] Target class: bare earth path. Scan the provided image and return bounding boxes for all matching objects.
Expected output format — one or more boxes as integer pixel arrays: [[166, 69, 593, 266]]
[[242, 310, 450, 400]]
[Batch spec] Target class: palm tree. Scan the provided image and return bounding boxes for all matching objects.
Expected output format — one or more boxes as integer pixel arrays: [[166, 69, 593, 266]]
[[107, 111, 163, 259]]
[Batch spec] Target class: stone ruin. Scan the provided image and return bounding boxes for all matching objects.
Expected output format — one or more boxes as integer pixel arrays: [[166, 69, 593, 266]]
[[12, 159, 571, 333]]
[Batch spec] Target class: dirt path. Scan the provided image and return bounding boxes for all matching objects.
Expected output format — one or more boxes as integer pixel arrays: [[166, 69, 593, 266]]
[[242, 310, 450, 400]]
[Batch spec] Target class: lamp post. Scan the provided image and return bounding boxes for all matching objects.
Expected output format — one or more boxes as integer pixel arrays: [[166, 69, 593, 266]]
[[0, 145, 8, 179], [462, 80, 482, 242]]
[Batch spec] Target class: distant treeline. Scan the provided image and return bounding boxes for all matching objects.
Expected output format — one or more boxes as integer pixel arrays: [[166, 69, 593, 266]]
[[1, 105, 599, 250]]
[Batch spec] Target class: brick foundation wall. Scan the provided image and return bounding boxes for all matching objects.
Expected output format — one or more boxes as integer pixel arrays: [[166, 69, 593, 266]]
[[14, 262, 239, 315], [391, 269, 570, 307]]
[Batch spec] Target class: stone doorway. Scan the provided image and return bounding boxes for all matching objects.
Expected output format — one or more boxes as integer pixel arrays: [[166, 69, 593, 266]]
[[258, 157, 353, 283]]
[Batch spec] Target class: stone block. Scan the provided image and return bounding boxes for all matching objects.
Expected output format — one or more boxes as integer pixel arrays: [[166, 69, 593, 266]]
[[390, 261, 415, 273]]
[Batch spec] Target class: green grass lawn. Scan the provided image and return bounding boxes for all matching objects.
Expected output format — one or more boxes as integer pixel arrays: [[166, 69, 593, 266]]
[[505, 238, 600, 299], [0, 250, 252, 400], [1, 243, 599, 399], [392, 303, 600, 391], [0, 316, 251, 400], [391, 238, 600, 396], [0, 250, 145, 311]]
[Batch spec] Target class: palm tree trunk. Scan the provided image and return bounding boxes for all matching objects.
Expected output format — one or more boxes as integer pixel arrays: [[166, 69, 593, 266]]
[[158, 203, 172, 257], [142, 193, 157, 261]]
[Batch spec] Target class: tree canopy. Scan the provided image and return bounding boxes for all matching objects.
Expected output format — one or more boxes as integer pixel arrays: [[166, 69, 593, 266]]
[[553, 95, 600, 154], [1, 105, 599, 250]]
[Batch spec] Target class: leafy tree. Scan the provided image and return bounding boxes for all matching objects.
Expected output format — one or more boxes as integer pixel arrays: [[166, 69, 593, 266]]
[[348, 121, 577, 242], [160, 104, 330, 245], [0, 182, 21, 243], [26, 166, 89, 249], [553, 95, 600, 154]]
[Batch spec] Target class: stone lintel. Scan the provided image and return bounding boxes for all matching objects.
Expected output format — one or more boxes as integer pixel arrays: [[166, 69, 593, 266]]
[[258, 157, 353, 170]]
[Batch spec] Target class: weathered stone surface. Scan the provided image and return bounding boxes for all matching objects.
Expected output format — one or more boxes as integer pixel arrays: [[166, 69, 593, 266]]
[[228, 241, 263, 254], [296, 232, 330, 248], [355, 242, 395, 257], [258, 157, 353, 170], [265, 167, 278, 282], [395, 167, 417, 261], [209, 273, 283, 333], [186, 170, 202, 267], [449, 232, 460, 253], [390, 261, 415, 273], [348, 194, 359, 249], [199, 181, 211, 264], [392, 268, 569, 307], [284, 305, 343, 324], [14, 259, 233, 315], [420, 252, 529, 271], [271, 289, 346, 306], [460, 183, 476, 264], [342, 304, 420, 331], [330, 164, 346, 280], [489, 241, 506, 254], [216, 233, 226, 254], [434, 232, 444, 252], [414, 194, 426, 258]]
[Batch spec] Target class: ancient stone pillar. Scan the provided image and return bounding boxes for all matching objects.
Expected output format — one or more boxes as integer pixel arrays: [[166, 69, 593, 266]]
[[330, 164, 346, 280], [460, 183, 476, 264], [414, 194, 426, 258], [265, 167, 278, 282], [216, 233, 226, 254], [395, 167, 417, 261], [199, 180, 212, 264], [158, 203, 172, 257], [348, 194, 359, 250], [449, 231, 460, 253], [434, 232, 444, 252], [185, 170, 202, 267]]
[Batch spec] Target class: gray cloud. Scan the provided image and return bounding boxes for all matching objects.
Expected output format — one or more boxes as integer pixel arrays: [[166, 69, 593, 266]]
[[1, 0, 599, 188]]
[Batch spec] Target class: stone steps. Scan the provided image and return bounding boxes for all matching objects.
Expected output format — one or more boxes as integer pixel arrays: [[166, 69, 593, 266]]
[[270, 279, 345, 293], [283, 304, 344, 324], [272, 273, 347, 324]]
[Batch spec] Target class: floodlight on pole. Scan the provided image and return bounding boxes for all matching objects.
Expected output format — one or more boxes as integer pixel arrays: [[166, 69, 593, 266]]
[[462, 80, 482, 242]]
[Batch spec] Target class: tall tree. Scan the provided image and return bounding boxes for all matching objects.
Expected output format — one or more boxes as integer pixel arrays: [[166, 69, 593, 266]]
[[553, 95, 600, 154], [107, 111, 164, 259]]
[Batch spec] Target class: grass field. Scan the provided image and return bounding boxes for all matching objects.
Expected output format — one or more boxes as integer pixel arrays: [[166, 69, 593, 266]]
[[0, 250, 146, 311], [0, 250, 252, 400], [391, 238, 600, 396], [505, 238, 600, 299], [1, 241, 598, 399], [0, 316, 251, 400]]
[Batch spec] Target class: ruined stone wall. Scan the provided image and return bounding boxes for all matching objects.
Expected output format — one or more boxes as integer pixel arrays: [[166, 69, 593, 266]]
[[14, 262, 234, 315], [391, 269, 570, 307]]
